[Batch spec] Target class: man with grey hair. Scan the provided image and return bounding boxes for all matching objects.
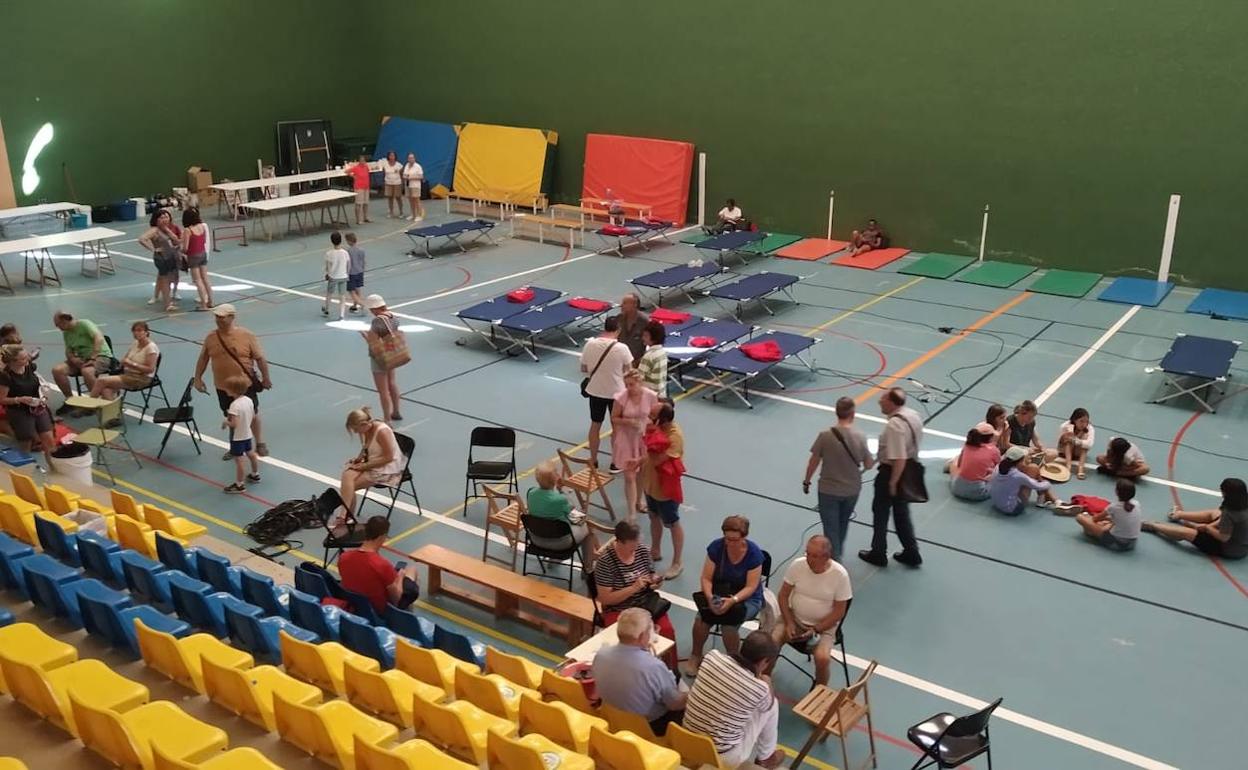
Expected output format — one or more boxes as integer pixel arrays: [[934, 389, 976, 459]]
[[771, 535, 852, 686], [860, 386, 924, 568], [591, 607, 686, 734], [614, 293, 649, 363]]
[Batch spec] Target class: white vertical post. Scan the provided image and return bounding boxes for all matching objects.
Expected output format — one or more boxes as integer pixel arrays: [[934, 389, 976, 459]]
[[256, 158, 263, 178], [978, 204, 991, 262], [826, 190, 835, 240], [697, 152, 707, 227], [1158, 194, 1181, 282]]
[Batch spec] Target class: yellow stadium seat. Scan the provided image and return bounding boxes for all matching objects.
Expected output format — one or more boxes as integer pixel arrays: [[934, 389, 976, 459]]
[[344, 656, 445, 729], [77, 498, 113, 516], [279, 629, 379, 696], [142, 504, 208, 541], [41, 484, 81, 516], [600, 702, 667, 745], [9, 471, 45, 508], [201, 656, 322, 732], [395, 636, 476, 691], [665, 722, 728, 770], [454, 666, 540, 721], [518, 692, 606, 753], [411, 690, 517, 765], [136, 619, 253, 694], [539, 669, 598, 715], [588, 726, 681, 770], [485, 647, 544, 690], [114, 513, 161, 558], [154, 745, 286, 769], [0, 655, 148, 736], [110, 489, 145, 521], [488, 728, 595, 770], [0, 758, 29, 769], [0, 495, 40, 544], [355, 736, 476, 770], [70, 693, 228, 770], [273, 691, 398, 770], [0, 622, 77, 694]]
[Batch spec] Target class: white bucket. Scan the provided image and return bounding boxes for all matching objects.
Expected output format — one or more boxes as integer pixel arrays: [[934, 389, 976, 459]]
[[52, 451, 94, 487]]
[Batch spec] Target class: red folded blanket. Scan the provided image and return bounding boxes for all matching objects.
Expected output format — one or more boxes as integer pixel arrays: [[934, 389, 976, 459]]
[[568, 297, 610, 312], [740, 340, 783, 362], [601, 225, 631, 236], [506, 288, 535, 303], [650, 307, 692, 325], [690, 336, 717, 348]]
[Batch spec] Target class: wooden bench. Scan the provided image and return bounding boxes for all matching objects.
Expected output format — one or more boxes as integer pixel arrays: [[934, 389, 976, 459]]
[[409, 544, 595, 644], [580, 197, 653, 220], [549, 204, 614, 226], [446, 190, 548, 220], [510, 214, 584, 246]]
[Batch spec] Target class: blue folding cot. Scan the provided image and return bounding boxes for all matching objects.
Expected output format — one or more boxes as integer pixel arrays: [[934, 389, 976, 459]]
[[595, 219, 674, 257], [1147, 334, 1241, 413], [695, 230, 767, 266], [630, 261, 728, 307], [494, 299, 616, 361], [406, 219, 496, 258], [708, 271, 802, 319], [662, 318, 754, 392], [455, 287, 563, 353], [701, 331, 820, 408]]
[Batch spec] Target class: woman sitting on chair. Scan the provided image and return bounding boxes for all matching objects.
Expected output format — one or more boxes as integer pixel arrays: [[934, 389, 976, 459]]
[[90, 321, 159, 401], [330, 407, 404, 533], [684, 515, 766, 677], [593, 519, 678, 667], [527, 460, 600, 567]]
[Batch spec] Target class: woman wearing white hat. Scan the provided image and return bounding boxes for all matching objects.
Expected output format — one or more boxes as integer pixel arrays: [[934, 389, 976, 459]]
[[362, 294, 405, 422]]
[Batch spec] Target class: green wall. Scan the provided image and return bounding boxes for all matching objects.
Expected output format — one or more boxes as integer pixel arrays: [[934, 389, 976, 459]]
[[376, 0, 1247, 287], [0, 0, 374, 207]]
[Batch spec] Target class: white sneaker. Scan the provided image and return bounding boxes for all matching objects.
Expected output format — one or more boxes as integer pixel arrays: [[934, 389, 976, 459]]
[[146, 298, 157, 305], [664, 563, 684, 580]]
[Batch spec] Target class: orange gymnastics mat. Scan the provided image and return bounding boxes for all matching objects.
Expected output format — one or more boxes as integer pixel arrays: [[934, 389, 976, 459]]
[[775, 238, 849, 261], [830, 247, 910, 270]]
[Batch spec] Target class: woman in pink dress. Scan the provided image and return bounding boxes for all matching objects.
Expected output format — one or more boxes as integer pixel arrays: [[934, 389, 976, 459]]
[[611, 369, 658, 518]]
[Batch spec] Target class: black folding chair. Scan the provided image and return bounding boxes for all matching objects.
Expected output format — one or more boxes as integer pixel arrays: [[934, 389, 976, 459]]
[[778, 597, 853, 687], [152, 378, 202, 458], [357, 432, 422, 519], [122, 352, 170, 421], [583, 568, 606, 630], [520, 514, 584, 590], [316, 487, 368, 567], [462, 426, 517, 515], [907, 698, 1002, 770], [70, 334, 120, 394]]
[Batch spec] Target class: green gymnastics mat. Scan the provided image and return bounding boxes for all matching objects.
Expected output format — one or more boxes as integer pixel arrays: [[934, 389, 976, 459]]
[[680, 232, 712, 244], [1026, 269, 1103, 298], [955, 260, 1037, 288], [742, 232, 803, 255], [900, 253, 975, 279]]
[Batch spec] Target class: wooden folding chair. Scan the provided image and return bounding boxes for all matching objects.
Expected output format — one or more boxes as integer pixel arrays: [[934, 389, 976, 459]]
[[482, 485, 525, 569], [790, 659, 878, 770], [556, 450, 616, 521]]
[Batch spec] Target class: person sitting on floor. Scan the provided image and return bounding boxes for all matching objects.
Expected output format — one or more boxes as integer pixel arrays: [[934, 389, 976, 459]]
[[1075, 479, 1141, 552], [1096, 436, 1151, 479], [1057, 407, 1095, 480], [769, 535, 851, 687], [685, 515, 766, 676], [526, 460, 599, 568], [990, 446, 1077, 515], [849, 218, 885, 257], [949, 422, 1002, 501], [985, 403, 1010, 452], [706, 198, 744, 235], [338, 516, 420, 614], [592, 607, 687, 736], [1142, 477, 1248, 560], [1007, 399, 1057, 478], [682, 631, 785, 769]]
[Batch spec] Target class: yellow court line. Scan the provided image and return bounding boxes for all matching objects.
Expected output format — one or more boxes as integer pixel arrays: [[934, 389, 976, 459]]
[[804, 275, 924, 336]]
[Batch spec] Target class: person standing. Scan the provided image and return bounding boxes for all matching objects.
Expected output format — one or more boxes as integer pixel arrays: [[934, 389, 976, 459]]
[[193, 304, 272, 457], [402, 152, 425, 221], [611, 370, 659, 517], [50, 311, 113, 415], [344, 232, 366, 313], [179, 208, 214, 310], [859, 387, 924, 568], [381, 150, 403, 218], [362, 294, 405, 423], [802, 397, 874, 560], [348, 155, 372, 224], [323, 231, 350, 320], [138, 209, 182, 311], [580, 316, 632, 469], [221, 376, 262, 494], [614, 294, 649, 363], [636, 321, 668, 398], [643, 403, 686, 578]]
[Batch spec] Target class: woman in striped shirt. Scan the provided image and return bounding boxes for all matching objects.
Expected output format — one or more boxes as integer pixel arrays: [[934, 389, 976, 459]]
[[593, 520, 677, 666]]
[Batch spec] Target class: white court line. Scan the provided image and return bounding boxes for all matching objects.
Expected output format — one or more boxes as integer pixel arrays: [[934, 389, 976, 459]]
[[1033, 305, 1140, 407]]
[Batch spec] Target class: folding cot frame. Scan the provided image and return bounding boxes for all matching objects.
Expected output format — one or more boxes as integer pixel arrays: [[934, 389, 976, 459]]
[[493, 300, 616, 362], [694, 230, 767, 267], [405, 219, 497, 258], [454, 287, 564, 354], [699, 331, 820, 408], [594, 219, 674, 257], [630, 261, 731, 308], [706, 271, 803, 320], [1146, 333, 1241, 413], [662, 318, 755, 393]]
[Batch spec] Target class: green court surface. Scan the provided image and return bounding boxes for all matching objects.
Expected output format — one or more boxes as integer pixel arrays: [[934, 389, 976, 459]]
[[1026, 269, 1104, 298], [955, 259, 1037, 288], [899, 252, 976, 279], [680, 231, 712, 244], [742, 232, 803, 255]]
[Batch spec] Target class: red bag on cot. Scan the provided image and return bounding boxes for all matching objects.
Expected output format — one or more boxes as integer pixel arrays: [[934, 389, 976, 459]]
[[568, 297, 610, 312], [740, 340, 783, 362], [1070, 494, 1110, 514], [506, 288, 535, 303], [321, 596, 350, 610], [601, 225, 630, 236], [690, 336, 718, 348], [650, 307, 692, 324]]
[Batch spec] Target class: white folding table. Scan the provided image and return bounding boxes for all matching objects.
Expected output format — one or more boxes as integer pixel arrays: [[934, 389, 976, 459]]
[[210, 163, 380, 218], [240, 189, 355, 240], [0, 226, 123, 292], [0, 202, 81, 237]]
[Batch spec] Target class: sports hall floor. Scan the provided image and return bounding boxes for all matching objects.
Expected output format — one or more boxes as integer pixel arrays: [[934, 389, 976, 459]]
[[3, 203, 1244, 770]]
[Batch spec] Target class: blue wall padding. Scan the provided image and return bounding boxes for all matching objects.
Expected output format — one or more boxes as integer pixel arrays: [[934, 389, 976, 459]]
[[372, 117, 458, 190]]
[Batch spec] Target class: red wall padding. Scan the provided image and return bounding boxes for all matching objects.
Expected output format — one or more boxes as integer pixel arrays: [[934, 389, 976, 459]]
[[582, 134, 694, 226]]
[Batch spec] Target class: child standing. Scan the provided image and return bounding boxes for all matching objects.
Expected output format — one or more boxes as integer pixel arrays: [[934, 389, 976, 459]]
[[324, 231, 350, 319], [344, 232, 366, 313], [1074, 479, 1141, 551], [348, 155, 372, 224], [222, 376, 261, 493]]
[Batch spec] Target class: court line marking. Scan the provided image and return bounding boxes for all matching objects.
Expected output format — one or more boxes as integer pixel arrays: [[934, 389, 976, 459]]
[[1033, 305, 1140, 407], [803, 276, 923, 335]]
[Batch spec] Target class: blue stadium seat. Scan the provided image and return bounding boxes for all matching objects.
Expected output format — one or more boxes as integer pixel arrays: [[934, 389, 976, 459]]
[[168, 570, 242, 638], [76, 530, 124, 584], [119, 551, 175, 612], [197, 548, 242, 597], [222, 595, 315, 663], [294, 561, 337, 600], [288, 588, 342, 641], [433, 624, 486, 668], [0, 532, 35, 597], [0, 607, 12, 626], [77, 578, 191, 657], [339, 585, 385, 626], [239, 567, 290, 619], [338, 612, 397, 669], [155, 531, 199, 576], [21, 553, 85, 624], [385, 605, 436, 647], [71, 577, 129, 635], [33, 515, 79, 567]]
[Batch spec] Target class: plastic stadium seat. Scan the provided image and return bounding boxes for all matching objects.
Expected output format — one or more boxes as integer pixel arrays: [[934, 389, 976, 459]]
[[41, 484, 81, 516], [600, 702, 667, 745], [223, 596, 315, 663], [588, 725, 681, 770], [384, 604, 435, 647], [109, 489, 146, 520], [295, 560, 340, 600], [518, 692, 607, 753], [0, 494, 40, 544], [142, 504, 207, 541], [34, 511, 79, 566], [154, 745, 286, 770], [343, 657, 445, 729], [0, 758, 28, 769], [485, 646, 544, 690], [0, 532, 35, 596], [168, 570, 241, 638], [279, 629, 379, 696], [201, 655, 322, 732], [395, 637, 477, 691], [155, 531, 199, 576], [454, 666, 540, 721], [665, 723, 728, 770], [411, 689, 517, 765], [119, 550, 175, 612], [273, 690, 399, 769], [78, 580, 189, 657], [197, 548, 243, 596], [8, 471, 45, 508], [434, 624, 486, 668], [0, 655, 149, 736], [288, 588, 343, 640], [136, 618, 253, 694], [355, 736, 475, 770], [0, 608, 11, 627], [21, 553, 84, 623], [239, 566, 291, 619], [0, 623, 77, 695], [488, 727, 595, 770], [70, 694, 228, 769], [339, 612, 398, 669], [76, 530, 125, 584], [339, 585, 386, 626], [115, 514, 163, 559]]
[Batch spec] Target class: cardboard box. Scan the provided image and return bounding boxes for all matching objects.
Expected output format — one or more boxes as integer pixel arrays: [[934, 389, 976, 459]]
[[187, 166, 213, 192], [196, 188, 220, 206]]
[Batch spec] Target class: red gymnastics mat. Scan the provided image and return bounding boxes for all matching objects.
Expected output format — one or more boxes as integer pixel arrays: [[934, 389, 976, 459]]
[[830, 247, 910, 270], [775, 238, 849, 261]]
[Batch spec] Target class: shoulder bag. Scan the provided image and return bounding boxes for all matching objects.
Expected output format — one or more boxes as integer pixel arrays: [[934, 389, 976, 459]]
[[367, 313, 411, 370], [889, 415, 928, 503], [216, 330, 264, 391], [580, 341, 618, 398]]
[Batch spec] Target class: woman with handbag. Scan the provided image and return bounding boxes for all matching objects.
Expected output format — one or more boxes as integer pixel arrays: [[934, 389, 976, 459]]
[[684, 515, 766, 676], [329, 406, 406, 532], [362, 294, 408, 423], [593, 519, 678, 668], [0, 347, 57, 469]]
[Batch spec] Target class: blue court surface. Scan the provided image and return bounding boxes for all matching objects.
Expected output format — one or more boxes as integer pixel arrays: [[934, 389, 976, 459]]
[[3, 202, 1246, 770]]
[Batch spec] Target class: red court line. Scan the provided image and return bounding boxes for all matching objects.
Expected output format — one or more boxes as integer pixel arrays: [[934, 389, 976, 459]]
[[133, 448, 278, 509]]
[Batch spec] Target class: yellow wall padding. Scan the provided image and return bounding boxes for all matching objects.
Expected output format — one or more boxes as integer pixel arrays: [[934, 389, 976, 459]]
[[452, 123, 552, 203]]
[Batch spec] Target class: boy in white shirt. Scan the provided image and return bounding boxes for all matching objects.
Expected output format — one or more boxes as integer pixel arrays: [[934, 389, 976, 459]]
[[222, 375, 261, 493], [323, 231, 350, 320]]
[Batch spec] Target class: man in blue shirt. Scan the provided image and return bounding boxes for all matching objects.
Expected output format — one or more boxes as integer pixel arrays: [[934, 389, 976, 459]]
[[592, 608, 686, 734]]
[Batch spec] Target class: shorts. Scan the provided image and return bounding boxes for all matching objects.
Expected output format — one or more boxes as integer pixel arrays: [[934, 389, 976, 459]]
[[185, 251, 207, 269], [646, 495, 680, 526], [120, 373, 153, 390], [407, 183, 422, 196], [355, 189, 370, 205], [693, 591, 763, 627], [326, 278, 347, 294], [588, 394, 613, 423], [347, 273, 365, 291], [68, 356, 114, 376], [385, 183, 402, 198], [950, 476, 990, 501], [229, 438, 253, 457], [1098, 532, 1137, 552], [1193, 530, 1230, 557], [7, 407, 53, 441], [216, 387, 259, 414]]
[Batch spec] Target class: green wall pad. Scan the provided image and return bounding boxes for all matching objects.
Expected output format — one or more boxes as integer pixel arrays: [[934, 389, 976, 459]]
[[956, 261, 1037, 288], [681, 232, 712, 244], [900, 253, 974, 279], [1026, 269, 1103, 297], [742, 233, 803, 255]]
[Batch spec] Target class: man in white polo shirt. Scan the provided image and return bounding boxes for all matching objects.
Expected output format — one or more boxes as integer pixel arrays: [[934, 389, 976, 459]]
[[771, 535, 852, 686], [580, 315, 633, 469]]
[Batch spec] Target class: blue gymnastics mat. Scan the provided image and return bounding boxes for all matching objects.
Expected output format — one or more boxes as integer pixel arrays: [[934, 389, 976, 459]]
[[1098, 276, 1174, 307], [372, 117, 459, 190], [1186, 288, 1248, 320]]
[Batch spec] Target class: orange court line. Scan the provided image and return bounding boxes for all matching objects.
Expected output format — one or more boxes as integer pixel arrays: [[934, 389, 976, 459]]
[[856, 291, 1031, 405]]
